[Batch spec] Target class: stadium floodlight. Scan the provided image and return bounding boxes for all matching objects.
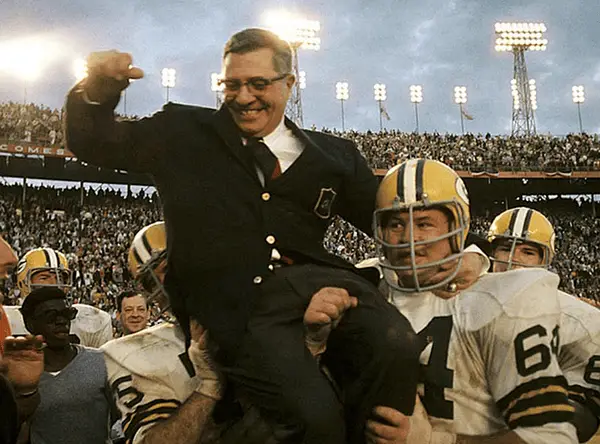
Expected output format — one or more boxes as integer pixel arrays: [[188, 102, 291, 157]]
[[210, 72, 224, 108], [494, 22, 547, 52], [336, 82, 349, 131], [495, 22, 546, 136], [410, 85, 423, 133], [572, 85, 585, 133], [74, 58, 88, 82], [161, 68, 176, 102], [265, 11, 321, 127], [299, 71, 306, 90], [529, 79, 537, 111], [265, 11, 321, 50], [374, 83, 387, 132], [454, 86, 468, 134]]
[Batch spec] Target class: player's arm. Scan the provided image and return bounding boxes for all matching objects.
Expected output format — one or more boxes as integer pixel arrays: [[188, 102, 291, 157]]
[[135, 392, 217, 444], [478, 286, 577, 444], [105, 322, 222, 444], [64, 50, 165, 173]]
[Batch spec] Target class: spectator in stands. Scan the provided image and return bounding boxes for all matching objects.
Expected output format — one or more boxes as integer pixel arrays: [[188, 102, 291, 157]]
[[116, 291, 149, 335]]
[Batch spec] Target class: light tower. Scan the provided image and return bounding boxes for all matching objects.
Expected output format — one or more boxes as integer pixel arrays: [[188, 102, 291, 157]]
[[374, 83, 387, 132], [265, 11, 320, 128], [211, 72, 224, 108], [161, 68, 176, 103], [336, 82, 349, 131], [410, 85, 423, 133], [495, 22, 547, 136], [572, 85, 585, 133], [453, 86, 467, 134]]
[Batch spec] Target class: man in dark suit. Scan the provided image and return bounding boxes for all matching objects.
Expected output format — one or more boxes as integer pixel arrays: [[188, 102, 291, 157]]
[[64, 28, 420, 443]]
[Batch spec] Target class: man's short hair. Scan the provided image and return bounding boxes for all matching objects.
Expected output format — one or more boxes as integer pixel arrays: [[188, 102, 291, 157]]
[[223, 28, 292, 74], [20, 287, 67, 320], [117, 291, 147, 312]]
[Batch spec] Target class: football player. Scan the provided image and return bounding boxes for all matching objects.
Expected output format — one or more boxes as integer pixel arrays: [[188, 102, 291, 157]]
[[364, 159, 577, 443], [488, 207, 600, 442], [102, 222, 277, 444], [11, 248, 113, 348]]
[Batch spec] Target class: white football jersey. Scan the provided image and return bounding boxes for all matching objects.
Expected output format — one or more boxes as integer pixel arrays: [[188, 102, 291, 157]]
[[390, 268, 577, 443], [101, 323, 200, 444], [3, 303, 112, 348]]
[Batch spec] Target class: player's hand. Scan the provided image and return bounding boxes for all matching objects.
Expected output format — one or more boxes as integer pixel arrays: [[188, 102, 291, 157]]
[[1, 335, 45, 394], [432, 252, 486, 299], [188, 319, 223, 401], [83, 50, 144, 103], [303, 287, 358, 357], [366, 406, 410, 444]]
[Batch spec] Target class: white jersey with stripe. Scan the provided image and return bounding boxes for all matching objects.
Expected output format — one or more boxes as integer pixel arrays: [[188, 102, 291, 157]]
[[390, 268, 577, 443], [556, 291, 600, 420], [4, 303, 113, 348], [101, 323, 200, 444]]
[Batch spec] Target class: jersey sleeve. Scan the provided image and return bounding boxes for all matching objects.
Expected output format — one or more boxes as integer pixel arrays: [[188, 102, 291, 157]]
[[559, 295, 600, 421], [472, 276, 577, 443], [103, 350, 182, 444]]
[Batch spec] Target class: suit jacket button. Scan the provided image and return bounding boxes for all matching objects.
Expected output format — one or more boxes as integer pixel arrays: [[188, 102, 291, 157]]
[[253, 276, 263, 284], [266, 235, 276, 245], [261, 192, 271, 201]]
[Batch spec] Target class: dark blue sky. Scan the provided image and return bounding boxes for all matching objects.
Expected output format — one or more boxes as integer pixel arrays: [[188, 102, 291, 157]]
[[1, 0, 598, 134]]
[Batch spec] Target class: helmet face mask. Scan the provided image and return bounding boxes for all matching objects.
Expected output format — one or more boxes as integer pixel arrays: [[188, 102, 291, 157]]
[[488, 207, 554, 272], [490, 237, 547, 271], [374, 159, 470, 293], [128, 222, 171, 312], [17, 248, 73, 298]]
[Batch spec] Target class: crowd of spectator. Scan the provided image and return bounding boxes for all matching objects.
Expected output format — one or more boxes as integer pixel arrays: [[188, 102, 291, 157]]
[[0, 183, 161, 320], [3, 101, 600, 171], [0, 183, 598, 313], [331, 130, 600, 172]]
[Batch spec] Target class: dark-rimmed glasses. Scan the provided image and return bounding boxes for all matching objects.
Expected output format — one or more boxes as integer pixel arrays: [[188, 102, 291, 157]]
[[218, 74, 290, 94], [34, 307, 78, 324]]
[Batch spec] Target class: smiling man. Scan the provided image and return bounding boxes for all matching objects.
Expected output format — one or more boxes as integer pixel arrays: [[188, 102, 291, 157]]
[[116, 291, 150, 336], [64, 28, 421, 443]]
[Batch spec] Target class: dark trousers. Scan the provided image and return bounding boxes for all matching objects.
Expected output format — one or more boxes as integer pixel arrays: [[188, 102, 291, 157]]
[[204, 264, 420, 444]]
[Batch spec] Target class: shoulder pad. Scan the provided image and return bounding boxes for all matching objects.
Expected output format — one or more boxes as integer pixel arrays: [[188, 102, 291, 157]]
[[102, 323, 183, 362], [456, 268, 560, 331]]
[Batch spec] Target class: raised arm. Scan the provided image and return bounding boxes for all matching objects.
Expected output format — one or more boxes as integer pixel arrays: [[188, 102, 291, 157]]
[[64, 50, 166, 173]]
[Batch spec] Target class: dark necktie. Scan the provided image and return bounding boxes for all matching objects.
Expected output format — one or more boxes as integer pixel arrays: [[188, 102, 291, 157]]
[[247, 138, 282, 184]]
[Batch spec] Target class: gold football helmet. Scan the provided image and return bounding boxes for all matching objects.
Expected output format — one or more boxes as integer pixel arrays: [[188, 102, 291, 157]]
[[16, 248, 73, 298], [128, 221, 169, 306], [488, 207, 555, 269], [373, 158, 470, 292]]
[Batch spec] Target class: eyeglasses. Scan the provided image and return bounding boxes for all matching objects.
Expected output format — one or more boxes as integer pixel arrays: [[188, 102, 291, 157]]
[[35, 307, 78, 324], [218, 74, 290, 94]]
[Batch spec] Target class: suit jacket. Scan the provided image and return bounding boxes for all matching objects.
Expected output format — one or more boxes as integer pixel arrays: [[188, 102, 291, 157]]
[[65, 89, 379, 347]]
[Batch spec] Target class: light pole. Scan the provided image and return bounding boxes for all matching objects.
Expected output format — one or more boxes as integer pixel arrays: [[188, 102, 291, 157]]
[[495, 22, 547, 136], [299, 71, 306, 90], [374, 83, 387, 132], [265, 12, 320, 127], [211, 72, 224, 108], [410, 85, 423, 133], [336, 82, 349, 131], [572, 85, 585, 133], [454, 86, 467, 134], [161, 68, 176, 103]]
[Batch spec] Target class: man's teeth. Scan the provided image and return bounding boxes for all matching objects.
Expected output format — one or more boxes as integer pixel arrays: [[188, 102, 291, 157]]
[[240, 109, 262, 116]]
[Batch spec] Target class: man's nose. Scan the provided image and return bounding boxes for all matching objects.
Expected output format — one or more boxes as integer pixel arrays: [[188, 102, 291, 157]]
[[234, 85, 256, 105]]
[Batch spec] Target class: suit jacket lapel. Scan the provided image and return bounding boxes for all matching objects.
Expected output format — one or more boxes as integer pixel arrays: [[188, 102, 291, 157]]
[[209, 106, 260, 181]]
